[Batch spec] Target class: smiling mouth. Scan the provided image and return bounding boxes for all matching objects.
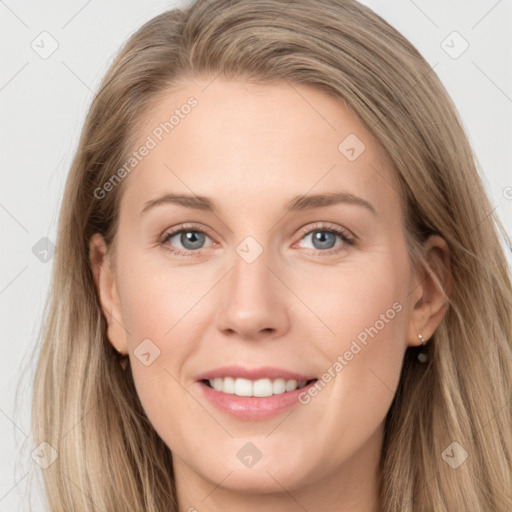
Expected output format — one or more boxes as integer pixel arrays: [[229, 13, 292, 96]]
[[201, 377, 317, 397]]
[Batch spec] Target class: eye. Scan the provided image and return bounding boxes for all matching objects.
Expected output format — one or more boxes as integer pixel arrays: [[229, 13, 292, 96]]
[[160, 223, 214, 257], [160, 222, 355, 258], [295, 222, 355, 255]]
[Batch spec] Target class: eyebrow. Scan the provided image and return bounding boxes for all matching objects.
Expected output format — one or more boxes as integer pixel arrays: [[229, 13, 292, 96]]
[[140, 191, 377, 216]]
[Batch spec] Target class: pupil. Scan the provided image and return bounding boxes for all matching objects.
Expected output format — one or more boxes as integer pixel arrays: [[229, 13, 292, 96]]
[[182, 231, 204, 249], [313, 231, 335, 249]]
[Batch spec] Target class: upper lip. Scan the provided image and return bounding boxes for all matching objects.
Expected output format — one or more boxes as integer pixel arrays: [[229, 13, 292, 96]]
[[196, 365, 317, 382]]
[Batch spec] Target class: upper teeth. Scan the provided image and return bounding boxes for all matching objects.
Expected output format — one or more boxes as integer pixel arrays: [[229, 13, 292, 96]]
[[208, 377, 308, 397]]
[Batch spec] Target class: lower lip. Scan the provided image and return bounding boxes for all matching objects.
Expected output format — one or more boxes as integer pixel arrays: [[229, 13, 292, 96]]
[[196, 380, 317, 421]]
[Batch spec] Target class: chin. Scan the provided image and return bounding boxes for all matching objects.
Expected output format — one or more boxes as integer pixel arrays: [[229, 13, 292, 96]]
[[190, 451, 317, 494]]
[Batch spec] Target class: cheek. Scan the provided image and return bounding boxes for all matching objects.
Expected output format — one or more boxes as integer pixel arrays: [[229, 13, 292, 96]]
[[114, 252, 222, 437], [291, 249, 409, 359], [287, 293, 406, 480], [291, 246, 410, 438], [117, 250, 215, 341]]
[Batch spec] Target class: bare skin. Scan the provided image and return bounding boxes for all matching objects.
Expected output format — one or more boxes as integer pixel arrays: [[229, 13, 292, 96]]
[[90, 77, 451, 512]]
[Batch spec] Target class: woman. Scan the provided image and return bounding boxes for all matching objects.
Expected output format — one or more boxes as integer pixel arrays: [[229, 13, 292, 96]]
[[32, 0, 512, 510]]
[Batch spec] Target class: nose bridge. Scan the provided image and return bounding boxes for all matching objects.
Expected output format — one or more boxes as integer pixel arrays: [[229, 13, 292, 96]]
[[232, 238, 272, 296], [216, 235, 289, 337]]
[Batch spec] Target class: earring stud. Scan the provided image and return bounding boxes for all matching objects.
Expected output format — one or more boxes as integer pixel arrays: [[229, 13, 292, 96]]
[[418, 333, 426, 345]]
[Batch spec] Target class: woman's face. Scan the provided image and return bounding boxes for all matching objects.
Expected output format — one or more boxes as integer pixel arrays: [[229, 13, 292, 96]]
[[92, 78, 446, 506]]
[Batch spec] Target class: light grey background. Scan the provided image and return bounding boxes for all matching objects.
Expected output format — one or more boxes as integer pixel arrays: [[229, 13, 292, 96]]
[[1, 1, 511, 510]]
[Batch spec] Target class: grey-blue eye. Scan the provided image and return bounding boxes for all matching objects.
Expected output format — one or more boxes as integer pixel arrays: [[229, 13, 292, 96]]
[[175, 230, 206, 251], [297, 226, 353, 253], [310, 231, 337, 250], [161, 223, 354, 257], [160, 224, 213, 258]]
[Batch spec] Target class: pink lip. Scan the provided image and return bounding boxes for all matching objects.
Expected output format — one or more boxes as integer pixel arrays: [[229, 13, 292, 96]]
[[195, 366, 318, 421], [195, 365, 315, 382], [196, 380, 318, 421]]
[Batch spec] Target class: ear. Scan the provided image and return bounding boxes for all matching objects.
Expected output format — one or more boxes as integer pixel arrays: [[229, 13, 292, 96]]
[[406, 234, 452, 346], [89, 233, 128, 354]]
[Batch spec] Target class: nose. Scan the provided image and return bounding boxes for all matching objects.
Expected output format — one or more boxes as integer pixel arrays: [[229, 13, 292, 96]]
[[215, 244, 290, 340]]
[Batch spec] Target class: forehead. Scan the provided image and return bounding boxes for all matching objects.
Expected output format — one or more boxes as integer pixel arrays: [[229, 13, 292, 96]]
[[120, 77, 403, 222]]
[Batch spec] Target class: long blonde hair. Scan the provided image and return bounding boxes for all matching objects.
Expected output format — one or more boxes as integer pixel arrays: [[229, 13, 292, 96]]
[[31, 0, 512, 510]]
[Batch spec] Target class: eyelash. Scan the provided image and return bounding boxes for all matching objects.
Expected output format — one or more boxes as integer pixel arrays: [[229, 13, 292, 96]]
[[159, 222, 355, 258]]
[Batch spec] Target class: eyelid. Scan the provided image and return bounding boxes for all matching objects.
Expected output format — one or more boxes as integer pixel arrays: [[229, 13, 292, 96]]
[[292, 222, 356, 257], [159, 222, 215, 243], [159, 222, 217, 258], [295, 221, 355, 242]]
